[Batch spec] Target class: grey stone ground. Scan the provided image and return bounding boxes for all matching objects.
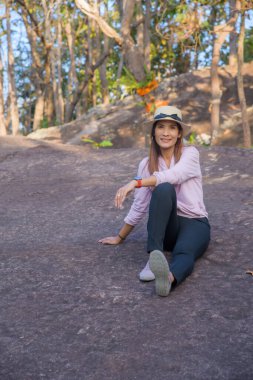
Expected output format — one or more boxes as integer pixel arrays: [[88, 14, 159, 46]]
[[0, 136, 253, 380]]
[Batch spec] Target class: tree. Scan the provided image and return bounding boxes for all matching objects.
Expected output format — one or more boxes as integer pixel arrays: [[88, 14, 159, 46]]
[[17, 0, 54, 130], [229, 0, 238, 73], [237, 4, 251, 148], [0, 43, 7, 136], [210, 0, 240, 144], [6, 0, 20, 135], [1, 0, 251, 140], [75, 0, 147, 82], [51, 0, 64, 124]]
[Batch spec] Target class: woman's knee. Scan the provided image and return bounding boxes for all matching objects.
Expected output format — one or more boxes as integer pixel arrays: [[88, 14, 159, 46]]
[[152, 183, 176, 200]]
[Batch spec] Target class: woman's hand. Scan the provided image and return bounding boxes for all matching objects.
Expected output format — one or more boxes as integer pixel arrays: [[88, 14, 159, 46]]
[[114, 180, 136, 209], [98, 236, 122, 245]]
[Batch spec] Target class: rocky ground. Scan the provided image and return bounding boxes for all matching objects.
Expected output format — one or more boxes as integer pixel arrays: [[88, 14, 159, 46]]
[[28, 62, 253, 148], [0, 136, 253, 380]]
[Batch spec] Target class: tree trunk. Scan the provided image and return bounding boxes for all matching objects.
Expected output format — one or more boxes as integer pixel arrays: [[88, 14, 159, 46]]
[[121, 0, 146, 82], [33, 90, 45, 131], [97, 1, 109, 105], [6, 0, 20, 135], [42, 0, 54, 125], [229, 0, 238, 74], [0, 45, 7, 136], [210, 0, 240, 144], [210, 35, 223, 144], [51, 0, 64, 124], [87, 19, 97, 107], [75, 0, 146, 82], [65, 7, 79, 118], [44, 85, 54, 125], [21, 11, 45, 131], [237, 10, 251, 148], [5, 95, 11, 133], [143, 0, 151, 71], [136, 0, 144, 59]]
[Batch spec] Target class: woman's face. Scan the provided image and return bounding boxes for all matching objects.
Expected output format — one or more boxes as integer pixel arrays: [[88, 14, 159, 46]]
[[154, 120, 181, 150]]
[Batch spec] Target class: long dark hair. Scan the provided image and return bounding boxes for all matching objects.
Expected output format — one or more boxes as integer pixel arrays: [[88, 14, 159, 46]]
[[148, 121, 184, 174]]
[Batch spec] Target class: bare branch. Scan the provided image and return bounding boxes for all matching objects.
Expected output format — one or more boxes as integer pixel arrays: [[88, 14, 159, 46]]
[[75, 0, 123, 45]]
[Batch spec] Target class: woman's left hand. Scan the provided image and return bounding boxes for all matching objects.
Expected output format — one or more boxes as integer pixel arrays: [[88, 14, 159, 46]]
[[115, 180, 136, 209]]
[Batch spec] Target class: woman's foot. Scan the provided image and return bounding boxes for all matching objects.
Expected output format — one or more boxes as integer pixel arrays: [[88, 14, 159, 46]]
[[139, 260, 155, 281], [149, 250, 172, 296]]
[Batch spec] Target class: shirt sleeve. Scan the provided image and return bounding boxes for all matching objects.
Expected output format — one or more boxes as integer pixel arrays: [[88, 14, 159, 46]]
[[153, 146, 201, 185], [124, 158, 152, 226]]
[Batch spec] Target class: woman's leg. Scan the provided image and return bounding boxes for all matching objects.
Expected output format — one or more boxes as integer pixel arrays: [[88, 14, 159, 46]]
[[147, 183, 178, 253], [170, 216, 211, 285]]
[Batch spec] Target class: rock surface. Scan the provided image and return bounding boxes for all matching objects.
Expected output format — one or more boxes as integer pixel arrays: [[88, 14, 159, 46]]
[[0, 136, 253, 380], [27, 62, 253, 147]]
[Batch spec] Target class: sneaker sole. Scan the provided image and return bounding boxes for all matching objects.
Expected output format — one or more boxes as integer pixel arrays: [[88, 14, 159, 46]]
[[139, 273, 155, 282], [149, 250, 171, 297]]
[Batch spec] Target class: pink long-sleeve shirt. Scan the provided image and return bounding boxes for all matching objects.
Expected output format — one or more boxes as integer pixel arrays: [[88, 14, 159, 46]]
[[124, 146, 208, 226]]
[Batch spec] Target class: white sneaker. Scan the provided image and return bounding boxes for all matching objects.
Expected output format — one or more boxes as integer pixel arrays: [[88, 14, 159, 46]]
[[139, 260, 155, 281]]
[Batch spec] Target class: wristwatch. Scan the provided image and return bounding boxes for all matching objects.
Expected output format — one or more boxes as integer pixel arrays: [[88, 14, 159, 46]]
[[134, 176, 142, 188]]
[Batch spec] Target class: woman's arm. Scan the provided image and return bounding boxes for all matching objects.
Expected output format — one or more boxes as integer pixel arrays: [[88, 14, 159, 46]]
[[98, 176, 156, 245], [99, 159, 156, 245], [115, 177, 156, 209]]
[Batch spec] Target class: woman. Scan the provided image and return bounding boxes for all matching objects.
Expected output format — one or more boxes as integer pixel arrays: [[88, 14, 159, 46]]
[[99, 106, 210, 297]]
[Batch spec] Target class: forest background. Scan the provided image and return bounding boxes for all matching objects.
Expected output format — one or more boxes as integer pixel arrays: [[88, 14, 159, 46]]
[[0, 0, 252, 147]]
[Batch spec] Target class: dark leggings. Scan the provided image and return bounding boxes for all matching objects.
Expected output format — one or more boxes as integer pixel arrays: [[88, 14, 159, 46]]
[[147, 183, 210, 285]]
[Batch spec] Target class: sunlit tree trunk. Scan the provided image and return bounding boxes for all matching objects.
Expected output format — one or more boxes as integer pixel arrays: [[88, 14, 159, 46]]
[[144, 0, 151, 71], [6, 0, 20, 135], [210, 0, 240, 144], [136, 0, 144, 60], [237, 10, 251, 148], [21, 11, 44, 131], [5, 95, 11, 133], [0, 45, 7, 136], [229, 0, 238, 73], [33, 90, 45, 131], [53, 0, 64, 124]]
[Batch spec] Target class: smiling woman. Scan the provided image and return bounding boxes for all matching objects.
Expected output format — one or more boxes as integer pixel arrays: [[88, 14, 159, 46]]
[[98, 105, 211, 297]]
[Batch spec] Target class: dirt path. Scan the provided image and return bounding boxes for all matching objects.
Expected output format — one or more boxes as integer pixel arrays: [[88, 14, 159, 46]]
[[0, 136, 253, 380]]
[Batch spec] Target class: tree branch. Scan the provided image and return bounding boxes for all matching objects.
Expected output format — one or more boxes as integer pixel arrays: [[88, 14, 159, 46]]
[[75, 0, 123, 45], [65, 49, 111, 121]]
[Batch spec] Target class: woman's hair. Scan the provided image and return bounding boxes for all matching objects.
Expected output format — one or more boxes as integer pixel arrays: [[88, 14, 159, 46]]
[[148, 121, 184, 174]]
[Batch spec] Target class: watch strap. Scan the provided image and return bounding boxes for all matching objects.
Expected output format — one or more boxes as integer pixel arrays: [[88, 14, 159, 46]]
[[134, 176, 142, 188]]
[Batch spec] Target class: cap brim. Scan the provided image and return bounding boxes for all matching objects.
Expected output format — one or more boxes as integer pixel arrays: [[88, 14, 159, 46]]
[[152, 117, 191, 137]]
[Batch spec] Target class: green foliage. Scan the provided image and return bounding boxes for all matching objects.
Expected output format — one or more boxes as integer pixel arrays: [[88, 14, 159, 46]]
[[115, 66, 155, 95], [4, 0, 253, 134], [116, 67, 138, 93], [244, 27, 253, 63], [188, 132, 197, 144], [81, 138, 113, 149], [40, 118, 49, 129]]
